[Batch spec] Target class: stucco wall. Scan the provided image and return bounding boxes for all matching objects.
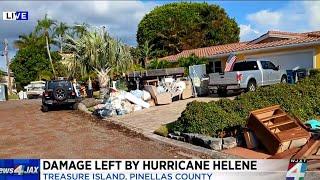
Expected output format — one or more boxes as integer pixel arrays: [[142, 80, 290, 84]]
[[316, 46, 320, 69], [219, 47, 318, 69]]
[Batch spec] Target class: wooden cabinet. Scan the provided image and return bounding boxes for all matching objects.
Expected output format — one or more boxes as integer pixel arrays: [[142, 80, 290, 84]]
[[247, 105, 311, 154]]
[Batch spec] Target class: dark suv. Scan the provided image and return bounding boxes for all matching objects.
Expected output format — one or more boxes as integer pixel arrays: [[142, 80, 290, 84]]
[[41, 80, 81, 112]]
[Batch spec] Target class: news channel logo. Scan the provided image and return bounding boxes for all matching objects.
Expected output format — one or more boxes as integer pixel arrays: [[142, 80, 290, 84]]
[[0, 159, 39, 180], [3, 11, 28, 21], [286, 159, 307, 180]]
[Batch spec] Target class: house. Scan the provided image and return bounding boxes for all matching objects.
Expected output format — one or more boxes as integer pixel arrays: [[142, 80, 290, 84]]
[[160, 30, 320, 73], [0, 71, 16, 92]]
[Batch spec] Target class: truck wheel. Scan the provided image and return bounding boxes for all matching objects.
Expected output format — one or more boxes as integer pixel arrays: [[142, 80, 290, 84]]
[[41, 105, 49, 112], [281, 75, 287, 83], [247, 80, 257, 92], [217, 89, 227, 97]]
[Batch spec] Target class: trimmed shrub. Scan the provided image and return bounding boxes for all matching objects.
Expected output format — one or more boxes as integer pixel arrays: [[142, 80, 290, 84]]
[[169, 74, 320, 136], [154, 125, 169, 137]]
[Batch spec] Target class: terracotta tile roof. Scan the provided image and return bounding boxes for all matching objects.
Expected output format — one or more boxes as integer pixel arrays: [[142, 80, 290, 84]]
[[160, 30, 320, 62]]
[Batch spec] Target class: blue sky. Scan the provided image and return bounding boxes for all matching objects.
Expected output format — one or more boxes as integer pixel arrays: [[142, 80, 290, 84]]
[[1, 0, 320, 71]]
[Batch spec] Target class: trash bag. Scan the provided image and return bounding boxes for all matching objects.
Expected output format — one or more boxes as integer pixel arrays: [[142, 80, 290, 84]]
[[130, 90, 144, 99], [111, 98, 122, 109], [142, 90, 151, 101], [92, 108, 115, 118]]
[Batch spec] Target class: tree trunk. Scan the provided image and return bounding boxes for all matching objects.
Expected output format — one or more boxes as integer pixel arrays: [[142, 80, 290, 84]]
[[60, 35, 63, 53], [46, 36, 56, 78], [96, 68, 111, 99]]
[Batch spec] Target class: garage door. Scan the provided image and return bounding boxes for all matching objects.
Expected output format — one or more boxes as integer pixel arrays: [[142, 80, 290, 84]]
[[254, 51, 314, 70]]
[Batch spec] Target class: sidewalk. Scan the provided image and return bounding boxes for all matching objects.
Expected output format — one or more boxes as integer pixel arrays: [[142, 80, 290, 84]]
[[108, 97, 215, 134]]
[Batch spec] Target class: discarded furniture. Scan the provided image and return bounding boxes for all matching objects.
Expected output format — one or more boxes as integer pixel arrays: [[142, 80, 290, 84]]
[[143, 79, 159, 86], [144, 85, 172, 105], [127, 68, 184, 79], [247, 105, 311, 154]]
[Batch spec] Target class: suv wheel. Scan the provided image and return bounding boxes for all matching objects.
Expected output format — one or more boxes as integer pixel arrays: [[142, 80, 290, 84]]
[[53, 87, 67, 101], [41, 105, 49, 112], [247, 80, 257, 92]]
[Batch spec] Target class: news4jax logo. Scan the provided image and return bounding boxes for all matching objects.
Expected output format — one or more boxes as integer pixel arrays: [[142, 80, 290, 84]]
[[3, 11, 28, 21], [286, 159, 308, 180], [0, 165, 38, 175]]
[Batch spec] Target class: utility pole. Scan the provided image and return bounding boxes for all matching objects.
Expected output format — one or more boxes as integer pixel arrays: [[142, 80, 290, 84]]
[[3, 39, 12, 95]]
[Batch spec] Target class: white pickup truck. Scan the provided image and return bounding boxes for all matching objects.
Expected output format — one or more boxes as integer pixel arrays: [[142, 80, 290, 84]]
[[208, 60, 287, 96]]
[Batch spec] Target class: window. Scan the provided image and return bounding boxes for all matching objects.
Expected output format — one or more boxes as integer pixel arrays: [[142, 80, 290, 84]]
[[233, 61, 259, 71], [261, 61, 277, 70], [206, 61, 214, 74], [206, 61, 222, 73], [214, 61, 222, 73]]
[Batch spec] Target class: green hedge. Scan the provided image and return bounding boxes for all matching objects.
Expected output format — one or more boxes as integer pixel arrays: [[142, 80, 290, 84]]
[[168, 73, 320, 136]]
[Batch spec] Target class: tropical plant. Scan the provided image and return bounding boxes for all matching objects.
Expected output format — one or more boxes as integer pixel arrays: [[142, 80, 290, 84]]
[[54, 22, 69, 53], [13, 33, 39, 49], [71, 23, 89, 38], [35, 14, 57, 78], [10, 38, 56, 89], [178, 54, 207, 75], [147, 59, 172, 69], [140, 40, 155, 67], [137, 2, 240, 57], [65, 28, 133, 97]]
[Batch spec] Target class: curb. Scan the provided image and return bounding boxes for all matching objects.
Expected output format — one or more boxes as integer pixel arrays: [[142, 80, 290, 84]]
[[78, 102, 241, 159]]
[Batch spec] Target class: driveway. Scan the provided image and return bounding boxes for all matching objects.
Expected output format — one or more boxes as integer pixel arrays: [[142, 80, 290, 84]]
[[109, 97, 220, 134], [0, 100, 208, 158]]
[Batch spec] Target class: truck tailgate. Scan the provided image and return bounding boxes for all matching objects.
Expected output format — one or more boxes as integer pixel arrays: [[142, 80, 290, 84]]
[[209, 72, 238, 85]]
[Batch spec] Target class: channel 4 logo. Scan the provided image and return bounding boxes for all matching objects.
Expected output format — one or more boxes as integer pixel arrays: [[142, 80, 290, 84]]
[[286, 159, 307, 180], [3, 11, 28, 21]]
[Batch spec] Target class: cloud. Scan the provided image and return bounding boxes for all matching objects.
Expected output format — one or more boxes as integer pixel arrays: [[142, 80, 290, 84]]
[[304, 1, 320, 29], [239, 24, 260, 41], [0, 1, 159, 70], [247, 10, 282, 27], [243, 1, 320, 42]]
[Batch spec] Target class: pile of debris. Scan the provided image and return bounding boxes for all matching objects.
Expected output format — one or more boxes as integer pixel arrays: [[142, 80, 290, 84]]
[[91, 77, 194, 118], [244, 105, 320, 161], [165, 105, 320, 163], [92, 89, 151, 118]]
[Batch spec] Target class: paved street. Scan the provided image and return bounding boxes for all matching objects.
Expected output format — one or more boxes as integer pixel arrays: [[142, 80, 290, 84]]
[[0, 100, 207, 158]]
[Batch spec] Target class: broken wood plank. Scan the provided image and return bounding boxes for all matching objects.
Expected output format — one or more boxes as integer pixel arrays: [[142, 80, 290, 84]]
[[269, 120, 293, 129], [268, 147, 300, 159], [293, 139, 320, 159], [261, 113, 287, 122]]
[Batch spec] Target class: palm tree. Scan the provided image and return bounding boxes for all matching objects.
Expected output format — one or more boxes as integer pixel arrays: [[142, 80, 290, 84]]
[[14, 33, 39, 49], [54, 22, 69, 53], [35, 14, 57, 78], [71, 23, 88, 38], [140, 40, 155, 67], [65, 28, 133, 97]]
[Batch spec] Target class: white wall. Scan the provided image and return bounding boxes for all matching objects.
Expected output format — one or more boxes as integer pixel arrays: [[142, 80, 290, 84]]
[[248, 50, 314, 70]]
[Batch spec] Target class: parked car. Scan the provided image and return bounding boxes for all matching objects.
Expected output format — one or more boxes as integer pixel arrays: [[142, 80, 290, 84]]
[[208, 60, 287, 96], [41, 80, 81, 112], [24, 81, 45, 99]]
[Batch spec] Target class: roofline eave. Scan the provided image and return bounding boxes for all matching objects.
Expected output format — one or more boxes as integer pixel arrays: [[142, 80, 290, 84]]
[[207, 40, 320, 59]]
